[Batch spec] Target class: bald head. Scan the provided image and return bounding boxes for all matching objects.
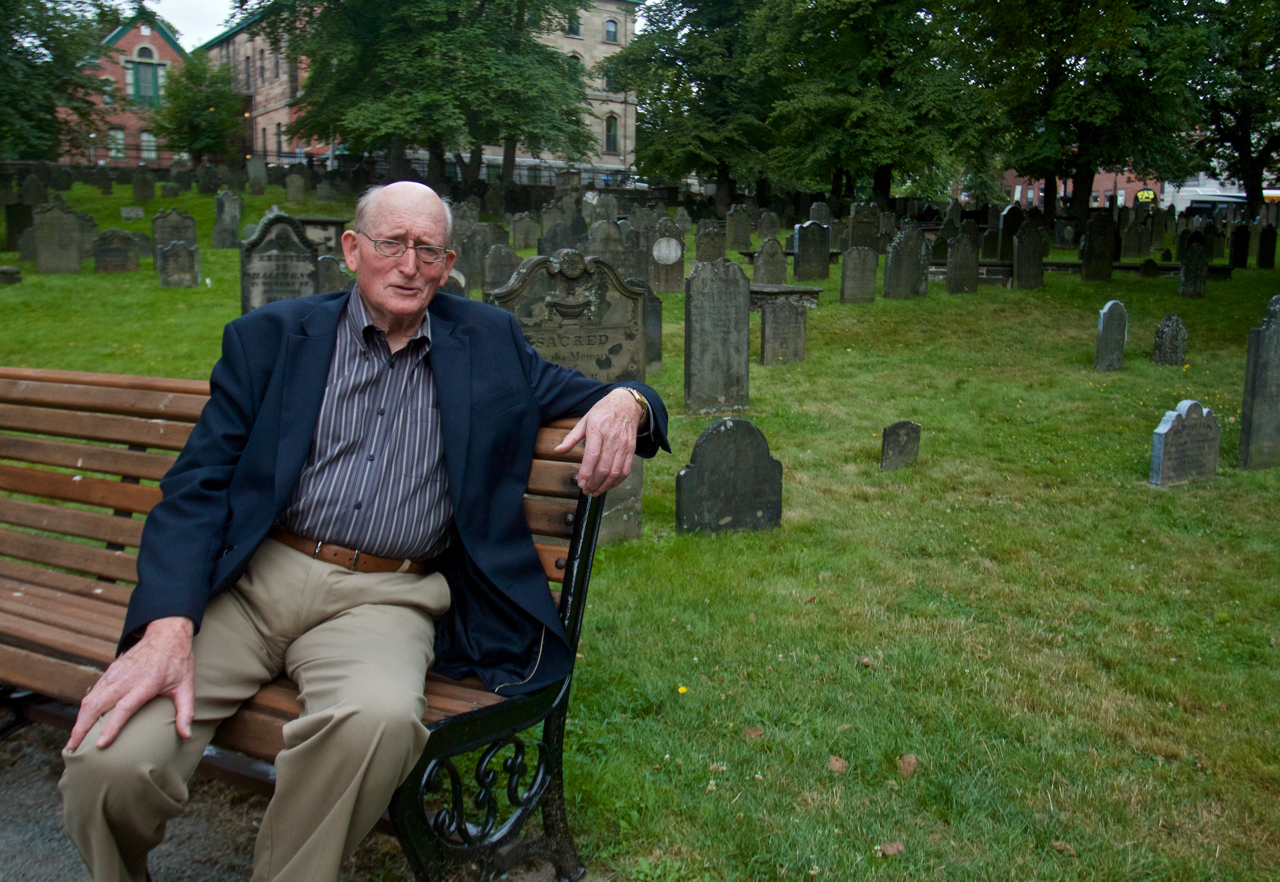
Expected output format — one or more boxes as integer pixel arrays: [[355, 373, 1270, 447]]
[[353, 182, 454, 249]]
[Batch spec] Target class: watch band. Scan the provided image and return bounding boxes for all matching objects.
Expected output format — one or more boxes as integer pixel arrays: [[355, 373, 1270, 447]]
[[624, 387, 649, 425]]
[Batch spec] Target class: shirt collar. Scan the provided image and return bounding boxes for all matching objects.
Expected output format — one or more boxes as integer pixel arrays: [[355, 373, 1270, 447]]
[[345, 286, 433, 355]]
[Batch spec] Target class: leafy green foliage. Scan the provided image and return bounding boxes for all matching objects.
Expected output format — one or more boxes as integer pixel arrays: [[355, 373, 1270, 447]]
[[0, 0, 122, 160], [147, 51, 245, 165]]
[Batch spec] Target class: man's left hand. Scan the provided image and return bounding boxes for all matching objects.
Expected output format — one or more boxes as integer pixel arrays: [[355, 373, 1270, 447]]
[[554, 388, 645, 495]]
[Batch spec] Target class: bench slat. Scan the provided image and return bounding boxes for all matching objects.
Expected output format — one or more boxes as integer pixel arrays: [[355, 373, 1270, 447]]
[[0, 496, 145, 547], [534, 542, 567, 584], [0, 558, 132, 606], [0, 403, 193, 451], [0, 526, 138, 583], [0, 367, 209, 396], [0, 592, 122, 643], [526, 460, 580, 498], [534, 427, 583, 464], [0, 609, 116, 667], [0, 642, 101, 703], [0, 434, 176, 481], [0, 463, 161, 514], [0, 379, 208, 422], [523, 497, 576, 540], [0, 580, 129, 619]]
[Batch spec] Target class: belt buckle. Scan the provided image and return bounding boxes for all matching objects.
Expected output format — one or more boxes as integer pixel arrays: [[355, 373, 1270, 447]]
[[350, 550, 361, 572], [312, 540, 323, 559]]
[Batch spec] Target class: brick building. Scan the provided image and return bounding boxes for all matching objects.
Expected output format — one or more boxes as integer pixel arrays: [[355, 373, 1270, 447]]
[[198, 0, 639, 181], [82, 7, 188, 167], [997, 169, 1165, 212]]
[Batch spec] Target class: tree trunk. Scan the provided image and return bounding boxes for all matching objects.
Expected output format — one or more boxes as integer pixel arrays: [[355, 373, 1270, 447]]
[[715, 162, 733, 217], [1043, 176, 1058, 225], [1242, 160, 1265, 222], [872, 163, 893, 206], [453, 143, 484, 189], [1068, 167, 1095, 226], [387, 136, 408, 181], [502, 138, 517, 187], [755, 176, 772, 210], [426, 139, 447, 191], [831, 167, 843, 201]]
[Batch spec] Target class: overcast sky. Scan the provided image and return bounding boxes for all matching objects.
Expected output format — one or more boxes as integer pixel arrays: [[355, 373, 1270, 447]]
[[151, 0, 241, 50]]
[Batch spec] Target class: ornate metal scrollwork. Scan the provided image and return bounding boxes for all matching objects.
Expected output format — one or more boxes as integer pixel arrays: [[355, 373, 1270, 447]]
[[421, 734, 551, 850]]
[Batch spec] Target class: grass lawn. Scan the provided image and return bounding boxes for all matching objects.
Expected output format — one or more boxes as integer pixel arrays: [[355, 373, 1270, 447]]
[[2, 188, 1278, 881]]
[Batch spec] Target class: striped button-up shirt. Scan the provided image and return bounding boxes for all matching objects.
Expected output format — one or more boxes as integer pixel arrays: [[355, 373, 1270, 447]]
[[276, 289, 454, 560]]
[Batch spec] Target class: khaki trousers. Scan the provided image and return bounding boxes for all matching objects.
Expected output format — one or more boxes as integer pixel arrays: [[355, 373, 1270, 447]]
[[60, 538, 452, 882]]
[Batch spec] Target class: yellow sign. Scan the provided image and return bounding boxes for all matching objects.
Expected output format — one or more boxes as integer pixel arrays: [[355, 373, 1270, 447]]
[[1136, 188, 1156, 204]]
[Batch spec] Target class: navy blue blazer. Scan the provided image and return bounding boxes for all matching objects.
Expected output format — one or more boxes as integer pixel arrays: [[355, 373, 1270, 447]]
[[123, 289, 669, 694]]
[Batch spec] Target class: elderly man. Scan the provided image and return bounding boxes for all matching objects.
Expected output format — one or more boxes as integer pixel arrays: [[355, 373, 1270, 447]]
[[60, 182, 669, 882]]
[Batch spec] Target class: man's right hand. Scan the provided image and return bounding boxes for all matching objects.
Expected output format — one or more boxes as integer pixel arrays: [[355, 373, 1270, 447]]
[[65, 616, 196, 751]]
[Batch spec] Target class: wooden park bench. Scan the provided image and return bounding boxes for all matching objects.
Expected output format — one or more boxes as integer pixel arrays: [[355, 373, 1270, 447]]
[[0, 366, 604, 881]]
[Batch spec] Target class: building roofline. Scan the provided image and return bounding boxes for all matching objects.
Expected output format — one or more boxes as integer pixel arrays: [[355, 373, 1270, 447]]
[[101, 6, 188, 59], [194, 14, 262, 54]]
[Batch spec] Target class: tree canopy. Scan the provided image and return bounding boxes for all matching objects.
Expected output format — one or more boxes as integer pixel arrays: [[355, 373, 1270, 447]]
[[147, 50, 245, 165]]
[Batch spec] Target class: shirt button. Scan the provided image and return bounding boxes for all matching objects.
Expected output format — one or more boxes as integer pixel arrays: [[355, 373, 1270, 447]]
[[353, 501, 362, 510], [367, 454, 374, 461], [377, 407, 385, 415]]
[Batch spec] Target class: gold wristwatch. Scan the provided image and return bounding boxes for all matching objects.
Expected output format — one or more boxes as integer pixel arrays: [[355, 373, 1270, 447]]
[[623, 387, 650, 428]]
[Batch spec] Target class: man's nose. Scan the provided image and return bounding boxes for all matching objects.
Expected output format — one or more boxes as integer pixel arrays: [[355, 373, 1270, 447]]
[[393, 246, 421, 273]]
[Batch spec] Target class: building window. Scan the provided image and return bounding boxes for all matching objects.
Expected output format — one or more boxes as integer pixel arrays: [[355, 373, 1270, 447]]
[[605, 115, 619, 154], [527, 167, 541, 186], [1091, 191, 1100, 207], [567, 12, 580, 35], [100, 75, 115, 104], [140, 24, 151, 36], [274, 53, 280, 79], [261, 127, 267, 153], [259, 50, 266, 84], [108, 129, 125, 160], [140, 131, 158, 161], [487, 165, 502, 183], [605, 19, 618, 42], [276, 123, 283, 158], [245, 57, 252, 91], [131, 57, 160, 107]]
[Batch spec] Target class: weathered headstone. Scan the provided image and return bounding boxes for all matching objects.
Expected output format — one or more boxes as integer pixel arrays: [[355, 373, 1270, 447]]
[[483, 244, 522, 292], [1095, 299, 1127, 372], [1229, 224, 1250, 269], [1013, 222, 1043, 289], [809, 201, 832, 224], [840, 247, 877, 303], [685, 259, 751, 415], [1258, 224, 1277, 270], [1239, 295, 1280, 470], [157, 241, 200, 288], [754, 237, 788, 286], [1179, 241, 1208, 299], [760, 300, 806, 364], [793, 221, 831, 282], [848, 203, 879, 251], [595, 193, 618, 224], [726, 205, 752, 251], [317, 254, 353, 292], [21, 174, 47, 207], [315, 180, 335, 204], [1150, 400, 1220, 485], [1121, 221, 1144, 259], [33, 203, 82, 274], [675, 418, 781, 533], [586, 220, 624, 271], [998, 204, 1024, 260], [960, 218, 980, 251], [285, 174, 306, 202], [5, 203, 33, 251], [120, 206, 145, 221], [695, 226, 726, 264], [830, 218, 849, 252], [76, 210, 98, 260], [240, 214, 319, 312], [883, 223, 928, 299], [945, 235, 978, 294], [880, 420, 921, 471], [930, 235, 948, 262], [17, 227, 34, 262], [151, 208, 197, 259], [674, 206, 693, 236], [511, 213, 539, 250], [246, 156, 267, 185], [757, 211, 781, 240], [981, 228, 999, 260], [1079, 213, 1116, 281], [132, 171, 155, 203], [537, 223, 576, 257], [0, 266, 20, 285], [1152, 315, 1187, 366], [568, 213, 589, 243], [161, 182, 181, 199], [92, 228, 139, 273], [650, 230, 685, 294]]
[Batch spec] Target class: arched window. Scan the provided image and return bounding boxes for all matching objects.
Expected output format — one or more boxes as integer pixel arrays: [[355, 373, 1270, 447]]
[[604, 116, 619, 154], [130, 47, 161, 106], [604, 20, 618, 42], [136, 47, 153, 60]]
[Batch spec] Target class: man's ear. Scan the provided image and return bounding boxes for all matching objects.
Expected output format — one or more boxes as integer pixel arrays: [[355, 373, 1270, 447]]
[[340, 229, 361, 274]]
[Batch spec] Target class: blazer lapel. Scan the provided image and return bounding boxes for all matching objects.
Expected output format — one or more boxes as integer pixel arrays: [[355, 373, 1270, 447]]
[[427, 311, 471, 509]]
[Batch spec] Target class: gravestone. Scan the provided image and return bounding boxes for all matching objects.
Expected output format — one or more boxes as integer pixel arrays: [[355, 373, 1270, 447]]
[[1239, 294, 1280, 470], [240, 214, 319, 312], [317, 254, 353, 292], [537, 223, 576, 257], [641, 282, 662, 374], [247, 156, 267, 185], [33, 203, 82, 273], [0, 266, 20, 285], [457, 224, 503, 292], [120, 206, 145, 221], [17, 228, 34, 262], [212, 190, 243, 250], [539, 205, 566, 235], [157, 241, 200, 288], [488, 249, 648, 541], [161, 183, 181, 199], [1230, 224, 1250, 268], [151, 209, 197, 259], [674, 207, 693, 236], [1152, 315, 1187, 366], [1149, 401, 1220, 485], [285, 174, 305, 202], [76, 210, 98, 260], [830, 219, 849, 252], [586, 220, 624, 271], [793, 221, 831, 281], [1161, 248, 1173, 262], [695, 227, 726, 263], [760, 300, 806, 364], [568, 213, 589, 243], [511, 213, 539, 250], [242, 223, 257, 241], [840, 247, 877, 303], [754, 237, 788, 286], [1258, 224, 1277, 270], [1121, 221, 1143, 259], [1095, 299, 1127, 372], [132, 171, 155, 203], [960, 218, 980, 251], [21, 174, 47, 207], [809, 201, 832, 224], [981, 229, 999, 260], [726, 205, 752, 251], [946, 235, 979, 294], [675, 418, 781, 534], [849, 203, 879, 251], [5, 203, 33, 251], [1013, 222, 1043, 289], [883, 223, 927, 299], [998, 204, 1024, 260], [757, 211, 781, 240], [880, 420, 921, 471], [1079, 213, 1116, 281], [1179, 241, 1208, 299], [92, 228, 139, 273], [650, 228, 685, 294], [685, 259, 751, 415], [930, 235, 948, 262], [483, 244, 522, 292], [595, 193, 618, 224], [315, 180, 335, 204], [946, 199, 962, 226]]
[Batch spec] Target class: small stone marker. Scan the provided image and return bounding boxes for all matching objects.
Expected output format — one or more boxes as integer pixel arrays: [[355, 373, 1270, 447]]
[[247, 156, 267, 184], [695, 226, 726, 264], [840, 247, 877, 302], [483, 244, 522, 292], [92, 228, 139, 273], [161, 183, 181, 199], [1257, 224, 1277, 270], [793, 221, 831, 281], [240, 214, 319, 312], [317, 254, 353, 292], [0, 266, 21, 285], [1229, 224, 1250, 268], [21, 174, 47, 207], [883, 223, 927, 299], [1080, 213, 1115, 281], [1239, 295, 1280, 470], [33, 203, 82, 274], [1140, 258, 1159, 277], [315, 180, 335, 203], [1013, 222, 1044, 289], [674, 206, 693, 235], [754, 237, 788, 285], [285, 174, 305, 202], [642, 283, 662, 374], [120, 206, 145, 221], [930, 235, 948, 262], [131, 171, 155, 203], [1152, 315, 1187, 366], [1150, 401, 1220, 485], [760, 300, 806, 364], [880, 420, 921, 471], [726, 205, 752, 251], [511, 213, 539, 250], [157, 241, 200, 288], [1095, 300, 1128, 372], [946, 235, 978, 294], [1179, 241, 1208, 299], [675, 418, 782, 534], [212, 190, 243, 250], [685, 259, 751, 415]]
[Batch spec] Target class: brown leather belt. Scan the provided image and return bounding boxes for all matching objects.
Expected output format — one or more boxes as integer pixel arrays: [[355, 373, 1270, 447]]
[[268, 527, 429, 575]]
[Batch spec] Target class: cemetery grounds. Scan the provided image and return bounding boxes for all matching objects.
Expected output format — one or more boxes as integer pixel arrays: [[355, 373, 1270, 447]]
[[0, 183, 1277, 882]]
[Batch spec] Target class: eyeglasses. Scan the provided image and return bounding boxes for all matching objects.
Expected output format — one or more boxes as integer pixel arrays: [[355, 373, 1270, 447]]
[[361, 232, 451, 263]]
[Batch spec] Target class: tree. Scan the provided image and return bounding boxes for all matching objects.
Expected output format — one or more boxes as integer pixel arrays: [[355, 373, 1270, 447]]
[[240, 0, 597, 188], [1197, 0, 1280, 220], [0, 0, 122, 160], [147, 51, 245, 165], [600, 0, 776, 214], [945, 0, 1201, 221]]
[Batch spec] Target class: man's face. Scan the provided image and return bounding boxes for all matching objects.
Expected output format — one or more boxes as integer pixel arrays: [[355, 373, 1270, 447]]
[[340, 184, 457, 327]]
